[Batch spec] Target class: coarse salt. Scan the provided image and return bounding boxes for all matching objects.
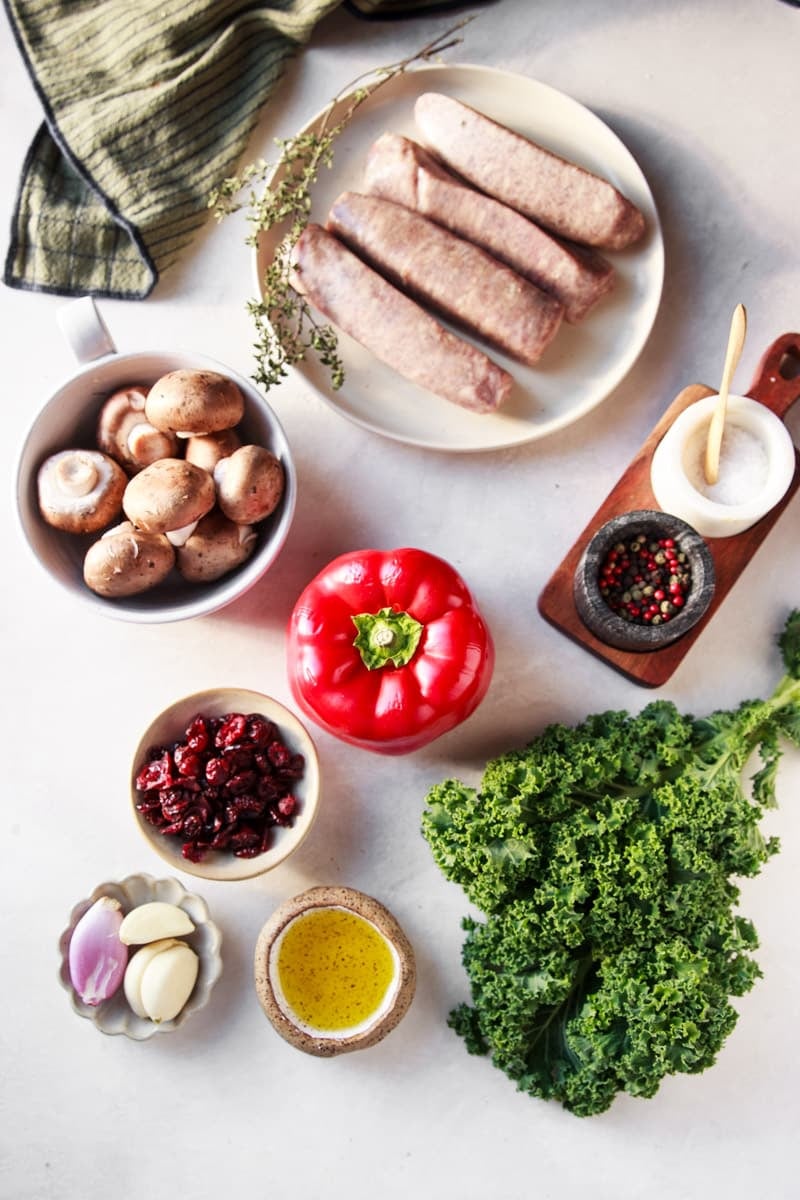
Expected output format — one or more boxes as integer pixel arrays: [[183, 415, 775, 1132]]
[[685, 423, 769, 506]]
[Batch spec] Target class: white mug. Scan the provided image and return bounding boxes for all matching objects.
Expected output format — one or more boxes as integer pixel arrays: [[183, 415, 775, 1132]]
[[16, 298, 296, 623]]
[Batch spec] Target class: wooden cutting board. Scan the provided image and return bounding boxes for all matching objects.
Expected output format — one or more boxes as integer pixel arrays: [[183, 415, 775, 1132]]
[[537, 333, 800, 686]]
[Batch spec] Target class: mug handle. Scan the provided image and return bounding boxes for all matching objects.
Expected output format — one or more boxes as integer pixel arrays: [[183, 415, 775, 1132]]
[[57, 297, 117, 363]]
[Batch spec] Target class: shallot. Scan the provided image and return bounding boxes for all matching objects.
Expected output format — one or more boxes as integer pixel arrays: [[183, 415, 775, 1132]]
[[68, 896, 128, 1006]]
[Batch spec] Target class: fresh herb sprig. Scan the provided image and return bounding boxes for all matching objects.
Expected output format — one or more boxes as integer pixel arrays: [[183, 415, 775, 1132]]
[[210, 18, 473, 393]]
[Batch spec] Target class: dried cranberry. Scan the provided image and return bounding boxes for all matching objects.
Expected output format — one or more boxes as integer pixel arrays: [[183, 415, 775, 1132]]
[[181, 811, 204, 839], [277, 795, 297, 818], [246, 714, 275, 747], [257, 775, 279, 801], [185, 715, 210, 753], [135, 795, 164, 814], [267, 741, 290, 768], [222, 747, 254, 772], [160, 792, 192, 821], [227, 795, 266, 821], [230, 826, 260, 852], [161, 820, 186, 837], [205, 757, 230, 786], [215, 713, 248, 748], [285, 754, 305, 778], [174, 744, 202, 779], [137, 804, 166, 827], [134, 708, 304, 863], [228, 769, 258, 795], [135, 753, 174, 791]]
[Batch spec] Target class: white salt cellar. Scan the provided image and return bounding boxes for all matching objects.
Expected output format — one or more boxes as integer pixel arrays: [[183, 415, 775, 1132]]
[[650, 393, 796, 537]]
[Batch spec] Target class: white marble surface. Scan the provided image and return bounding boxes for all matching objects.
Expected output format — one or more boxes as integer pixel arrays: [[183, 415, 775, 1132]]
[[1, 2, 799, 1198]]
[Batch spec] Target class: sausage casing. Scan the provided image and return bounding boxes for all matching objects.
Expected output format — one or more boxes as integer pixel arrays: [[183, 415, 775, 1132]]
[[363, 133, 615, 323], [327, 192, 563, 366], [414, 92, 646, 252], [290, 224, 513, 414]]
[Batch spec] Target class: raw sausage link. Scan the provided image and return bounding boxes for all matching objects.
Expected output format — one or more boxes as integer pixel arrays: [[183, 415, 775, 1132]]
[[327, 192, 563, 366], [364, 133, 615, 324], [290, 224, 513, 414], [414, 92, 646, 252]]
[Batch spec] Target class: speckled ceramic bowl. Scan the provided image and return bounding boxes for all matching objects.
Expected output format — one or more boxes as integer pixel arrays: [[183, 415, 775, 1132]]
[[254, 886, 416, 1056], [58, 873, 222, 1040], [573, 509, 715, 651], [131, 688, 321, 882]]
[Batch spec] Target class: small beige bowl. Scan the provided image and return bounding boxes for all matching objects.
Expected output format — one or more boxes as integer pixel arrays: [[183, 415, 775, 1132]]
[[254, 885, 416, 1056], [16, 299, 296, 623], [58, 873, 222, 1040], [131, 688, 321, 882]]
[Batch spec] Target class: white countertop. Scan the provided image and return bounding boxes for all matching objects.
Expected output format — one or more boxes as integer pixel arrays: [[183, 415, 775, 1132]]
[[2, 2, 799, 1197]]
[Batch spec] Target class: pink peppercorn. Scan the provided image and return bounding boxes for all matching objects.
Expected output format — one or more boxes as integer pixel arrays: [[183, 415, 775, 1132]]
[[597, 530, 693, 627]]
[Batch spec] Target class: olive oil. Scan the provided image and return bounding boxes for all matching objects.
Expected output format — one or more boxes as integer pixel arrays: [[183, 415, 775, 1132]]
[[275, 907, 396, 1032]]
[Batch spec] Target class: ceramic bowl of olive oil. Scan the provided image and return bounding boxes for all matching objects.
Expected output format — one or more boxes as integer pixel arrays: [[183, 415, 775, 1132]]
[[253, 885, 416, 1056]]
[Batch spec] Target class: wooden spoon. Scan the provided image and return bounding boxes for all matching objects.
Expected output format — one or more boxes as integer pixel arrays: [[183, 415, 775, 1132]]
[[704, 303, 747, 485]]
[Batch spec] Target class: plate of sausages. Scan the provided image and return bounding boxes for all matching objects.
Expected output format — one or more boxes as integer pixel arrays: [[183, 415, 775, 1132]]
[[254, 64, 664, 453]]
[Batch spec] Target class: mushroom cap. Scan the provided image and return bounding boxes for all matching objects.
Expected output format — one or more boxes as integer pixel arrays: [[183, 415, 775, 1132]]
[[123, 458, 216, 534], [83, 522, 175, 597], [37, 448, 126, 535], [145, 370, 245, 436], [96, 386, 179, 473], [184, 428, 242, 473], [214, 445, 285, 525], [176, 509, 258, 583]]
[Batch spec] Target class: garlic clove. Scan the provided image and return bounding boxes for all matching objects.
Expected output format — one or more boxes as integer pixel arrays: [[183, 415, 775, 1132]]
[[68, 896, 128, 1006], [123, 937, 184, 1018], [139, 943, 200, 1022], [119, 901, 195, 945]]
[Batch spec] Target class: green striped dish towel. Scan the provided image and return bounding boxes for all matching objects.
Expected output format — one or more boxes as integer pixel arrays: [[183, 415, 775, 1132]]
[[3, 0, 472, 299]]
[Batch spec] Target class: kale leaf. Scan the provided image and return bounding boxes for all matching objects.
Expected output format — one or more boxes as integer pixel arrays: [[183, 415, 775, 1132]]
[[422, 609, 800, 1117]]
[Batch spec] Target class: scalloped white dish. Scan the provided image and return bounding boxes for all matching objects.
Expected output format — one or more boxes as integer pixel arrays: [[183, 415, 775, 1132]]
[[254, 63, 664, 452], [58, 873, 222, 1039]]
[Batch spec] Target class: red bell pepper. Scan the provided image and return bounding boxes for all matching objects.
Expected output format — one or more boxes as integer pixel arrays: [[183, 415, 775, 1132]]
[[287, 547, 494, 754]]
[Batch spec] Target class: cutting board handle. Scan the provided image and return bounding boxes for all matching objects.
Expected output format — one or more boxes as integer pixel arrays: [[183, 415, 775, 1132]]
[[747, 333, 800, 418]]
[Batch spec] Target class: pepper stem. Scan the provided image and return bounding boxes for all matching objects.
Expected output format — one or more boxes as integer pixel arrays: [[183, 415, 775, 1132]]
[[352, 606, 423, 670]]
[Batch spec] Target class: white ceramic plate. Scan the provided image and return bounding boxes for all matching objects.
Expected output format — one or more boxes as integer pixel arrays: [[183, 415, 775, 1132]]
[[254, 63, 664, 453]]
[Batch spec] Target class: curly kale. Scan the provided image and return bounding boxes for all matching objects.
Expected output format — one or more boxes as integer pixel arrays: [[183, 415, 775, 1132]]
[[422, 610, 800, 1117]]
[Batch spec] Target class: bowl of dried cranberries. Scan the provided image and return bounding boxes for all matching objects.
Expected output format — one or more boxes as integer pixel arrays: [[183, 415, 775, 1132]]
[[130, 688, 321, 881]]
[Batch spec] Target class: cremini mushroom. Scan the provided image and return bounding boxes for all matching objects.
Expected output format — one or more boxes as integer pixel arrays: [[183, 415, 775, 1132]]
[[176, 509, 258, 583], [145, 370, 245, 437], [37, 448, 126, 534], [96, 385, 179, 473], [184, 427, 242, 473], [83, 521, 175, 597], [214, 445, 285, 525], [123, 458, 216, 545]]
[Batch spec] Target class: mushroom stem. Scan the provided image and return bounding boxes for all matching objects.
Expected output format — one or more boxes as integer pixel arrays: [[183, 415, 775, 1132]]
[[56, 453, 99, 497], [126, 423, 177, 467], [166, 520, 199, 547]]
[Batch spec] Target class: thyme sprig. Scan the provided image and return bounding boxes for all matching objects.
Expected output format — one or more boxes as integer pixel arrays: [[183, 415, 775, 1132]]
[[210, 17, 473, 393]]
